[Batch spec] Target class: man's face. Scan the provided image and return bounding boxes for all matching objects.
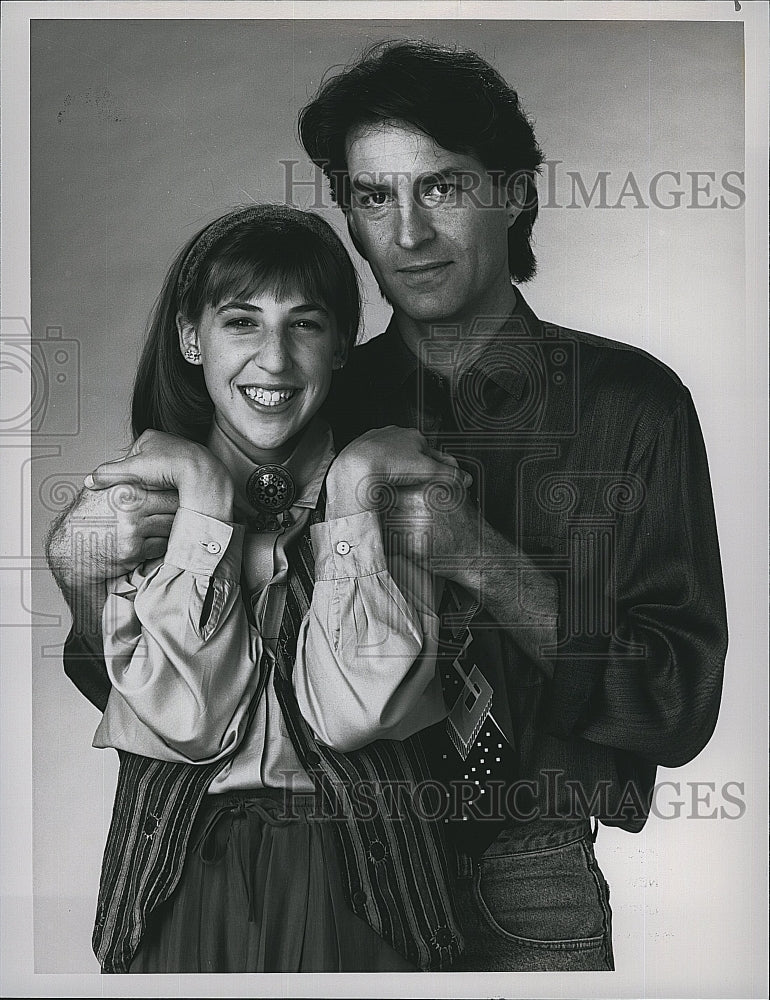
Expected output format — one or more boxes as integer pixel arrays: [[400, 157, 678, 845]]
[[345, 122, 517, 329]]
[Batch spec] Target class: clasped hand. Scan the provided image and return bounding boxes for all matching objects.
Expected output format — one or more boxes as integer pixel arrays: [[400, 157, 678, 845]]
[[57, 430, 234, 582], [326, 426, 481, 585]]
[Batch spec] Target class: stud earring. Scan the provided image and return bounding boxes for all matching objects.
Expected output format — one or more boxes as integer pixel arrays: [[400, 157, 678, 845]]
[[184, 347, 201, 363]]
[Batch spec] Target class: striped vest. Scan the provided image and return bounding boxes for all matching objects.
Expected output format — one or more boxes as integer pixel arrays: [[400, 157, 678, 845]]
[[93, 525, 463, 972]]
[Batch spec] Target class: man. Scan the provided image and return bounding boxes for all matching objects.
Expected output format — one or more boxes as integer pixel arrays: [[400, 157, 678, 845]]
[[47, 40, 727, 972]]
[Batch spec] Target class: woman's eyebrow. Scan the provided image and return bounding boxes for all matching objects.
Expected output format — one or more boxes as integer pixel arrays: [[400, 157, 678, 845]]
[[215, 301, 328, 315], [216, 301, 262, 314], [287, 302, 328, 314]]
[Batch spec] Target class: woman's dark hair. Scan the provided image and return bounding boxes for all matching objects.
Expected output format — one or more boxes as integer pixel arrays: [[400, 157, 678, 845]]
[[298, 39, 545, 283], [132, 205, 360, 443]]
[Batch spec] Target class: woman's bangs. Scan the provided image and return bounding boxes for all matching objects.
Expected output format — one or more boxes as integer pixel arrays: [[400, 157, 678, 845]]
[[201, 241, 336, 315]]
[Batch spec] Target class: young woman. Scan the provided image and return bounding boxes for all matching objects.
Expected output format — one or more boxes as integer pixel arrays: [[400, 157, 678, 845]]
[[84, 205, 467, 973]]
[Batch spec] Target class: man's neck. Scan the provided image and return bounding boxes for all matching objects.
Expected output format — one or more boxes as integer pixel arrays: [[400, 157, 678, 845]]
[[394, 280, 519, 387]]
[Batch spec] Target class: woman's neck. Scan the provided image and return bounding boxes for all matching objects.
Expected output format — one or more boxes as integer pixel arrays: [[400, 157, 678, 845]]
[[212, 414, 298, 467]]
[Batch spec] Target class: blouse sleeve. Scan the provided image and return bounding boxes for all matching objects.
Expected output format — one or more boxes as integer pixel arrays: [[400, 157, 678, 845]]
[[93, 507, 260, 763], [292, 510, 448, 752]]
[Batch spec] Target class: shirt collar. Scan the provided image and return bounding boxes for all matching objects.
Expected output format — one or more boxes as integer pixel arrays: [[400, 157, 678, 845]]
[[379, 287, 541, 402], [206, 415, 335, 519]]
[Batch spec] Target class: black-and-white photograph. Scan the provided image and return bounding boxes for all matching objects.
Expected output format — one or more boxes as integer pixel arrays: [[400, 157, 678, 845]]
[[1, 2, 767, 997]]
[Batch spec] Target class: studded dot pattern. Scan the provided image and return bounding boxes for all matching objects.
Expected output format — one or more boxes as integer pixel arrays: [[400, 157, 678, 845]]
[[422, 623, 517, 852]]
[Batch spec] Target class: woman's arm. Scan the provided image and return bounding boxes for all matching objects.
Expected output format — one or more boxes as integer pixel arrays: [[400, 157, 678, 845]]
[[292, 510, 449, 751], [94, 507, 259, 762], [292, 428, 466, 751], [89, 431, 261, 762]]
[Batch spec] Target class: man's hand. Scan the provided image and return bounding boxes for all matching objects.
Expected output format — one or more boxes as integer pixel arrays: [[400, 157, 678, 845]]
[[87, 429, 234, 521], [45, 479, 179, 638], [47, 481, 179, 586], [385, 480, 558, 672]]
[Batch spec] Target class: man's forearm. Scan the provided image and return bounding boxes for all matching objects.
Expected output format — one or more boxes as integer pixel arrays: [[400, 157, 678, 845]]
[[45, 503, 109, 641], [46, 504, 111, 709], [435, 523, 558, 674], [54, 575, 108, 644]]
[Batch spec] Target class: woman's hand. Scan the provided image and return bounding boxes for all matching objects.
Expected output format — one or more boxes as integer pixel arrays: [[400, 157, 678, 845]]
[[86, 429, 235, 522], [325, 426, 470, 519]]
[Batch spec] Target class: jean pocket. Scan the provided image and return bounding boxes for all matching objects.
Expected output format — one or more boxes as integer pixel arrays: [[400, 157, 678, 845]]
[[474, 836, 610, 949]]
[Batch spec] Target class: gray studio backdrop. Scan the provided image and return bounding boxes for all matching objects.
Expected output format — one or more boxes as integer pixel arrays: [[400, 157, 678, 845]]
[[30, 16, 761, 996]]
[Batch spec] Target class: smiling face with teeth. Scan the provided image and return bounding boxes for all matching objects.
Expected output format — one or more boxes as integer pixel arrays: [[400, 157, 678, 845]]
[[178, 292, 344, 464]]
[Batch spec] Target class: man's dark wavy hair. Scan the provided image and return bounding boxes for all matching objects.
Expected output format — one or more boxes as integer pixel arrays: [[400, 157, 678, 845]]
[[298, 39, 545, 282]]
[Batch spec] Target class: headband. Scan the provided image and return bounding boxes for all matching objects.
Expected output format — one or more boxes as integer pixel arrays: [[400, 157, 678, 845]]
[[176, 204, 352, 301]]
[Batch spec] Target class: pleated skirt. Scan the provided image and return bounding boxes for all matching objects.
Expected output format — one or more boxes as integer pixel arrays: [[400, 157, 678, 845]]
[[128, 789, 415, 973]]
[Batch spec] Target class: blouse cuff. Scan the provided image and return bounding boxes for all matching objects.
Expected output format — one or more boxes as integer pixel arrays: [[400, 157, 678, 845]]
[[310, 510, 387, 581], [164, 507, 245, 579]]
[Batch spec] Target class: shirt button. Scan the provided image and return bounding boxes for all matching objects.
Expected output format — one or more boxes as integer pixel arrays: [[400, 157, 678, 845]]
[[335, 540, 351, 555], [205, 541, 221, 555], [351, 889, 367, 907]]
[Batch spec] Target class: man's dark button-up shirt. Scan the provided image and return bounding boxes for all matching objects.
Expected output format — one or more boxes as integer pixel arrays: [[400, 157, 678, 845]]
[[323, 290, 727, 833]]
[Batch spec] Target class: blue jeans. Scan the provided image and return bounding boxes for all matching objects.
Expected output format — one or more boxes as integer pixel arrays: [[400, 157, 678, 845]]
[[451, 819, 614, 971]]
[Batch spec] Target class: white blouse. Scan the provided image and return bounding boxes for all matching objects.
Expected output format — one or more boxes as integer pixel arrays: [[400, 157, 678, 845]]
[[93, 418, 448, 792]]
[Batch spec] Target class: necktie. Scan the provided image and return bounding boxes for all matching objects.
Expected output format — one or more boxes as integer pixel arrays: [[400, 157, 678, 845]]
[[278, 524, 316, 658], [424, 588, 518, 857], [263, 498, 323, 665]]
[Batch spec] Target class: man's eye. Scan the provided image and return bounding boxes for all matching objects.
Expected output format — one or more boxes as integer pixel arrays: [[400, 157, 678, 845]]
[[421, 182, 456, 206], [358, 191, 390, 209]]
